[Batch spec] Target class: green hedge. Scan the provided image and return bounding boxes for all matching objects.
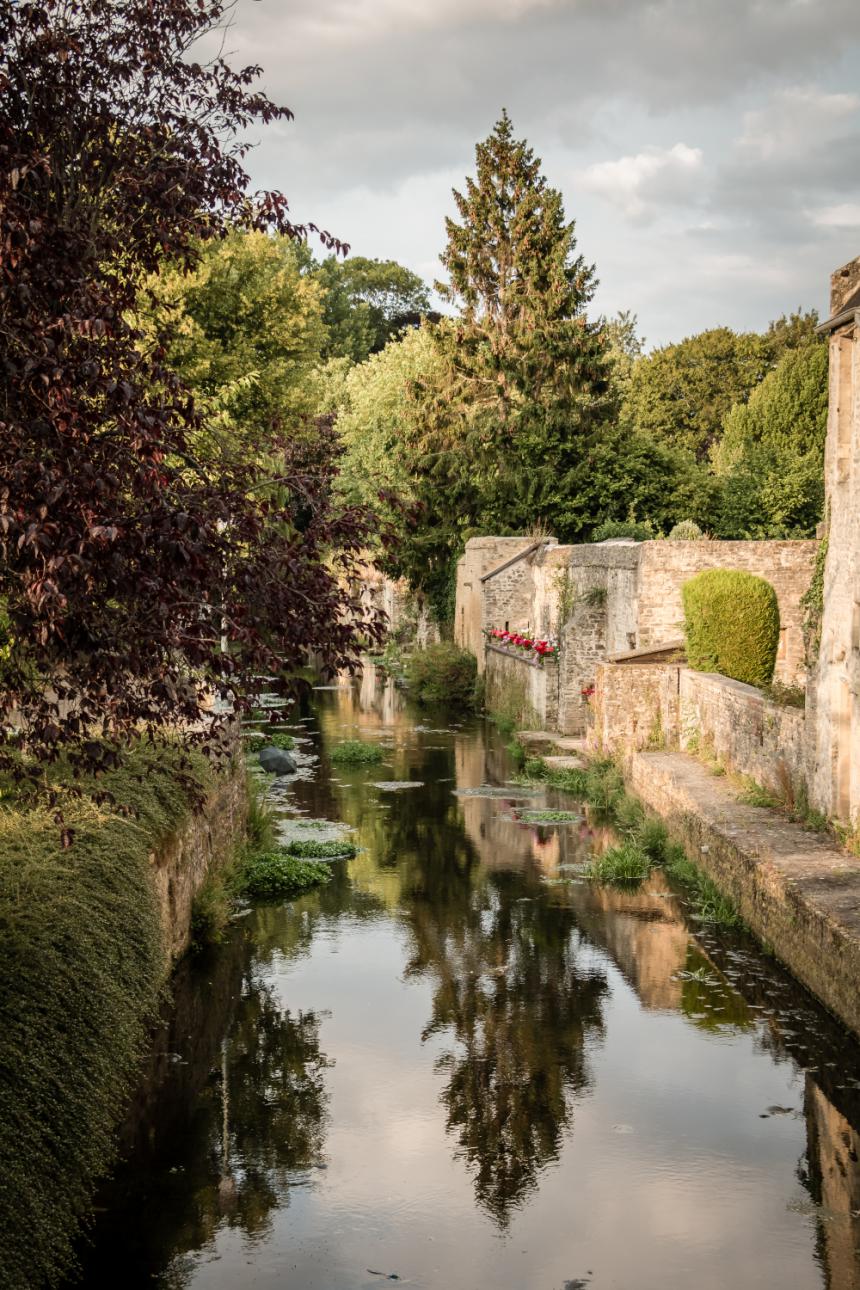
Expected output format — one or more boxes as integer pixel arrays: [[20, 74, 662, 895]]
[[682, 569, 780, 686], [0, 743, 210, 1289], [405, 642, 477, 707]]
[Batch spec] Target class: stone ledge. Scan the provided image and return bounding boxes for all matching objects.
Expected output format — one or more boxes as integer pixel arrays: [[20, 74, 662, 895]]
[[627, 750, 860, 1038]]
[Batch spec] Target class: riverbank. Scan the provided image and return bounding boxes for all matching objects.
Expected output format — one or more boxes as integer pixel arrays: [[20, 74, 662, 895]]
[[520, 728, 860, 1040], [0, 741, 247, 1290]]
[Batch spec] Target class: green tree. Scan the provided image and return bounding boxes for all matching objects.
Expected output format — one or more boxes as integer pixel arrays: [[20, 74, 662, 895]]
[[391, 111, 614, 614], [332, 326, 441, 512], [316, 255, 432, 363], [712, 341, 828, 537], [626, 326, 772, 460], [141, 229, 327, 460]]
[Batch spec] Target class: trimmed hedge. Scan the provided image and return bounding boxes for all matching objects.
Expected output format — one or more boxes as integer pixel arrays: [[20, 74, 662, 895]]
[[682, 568, 780, 687]]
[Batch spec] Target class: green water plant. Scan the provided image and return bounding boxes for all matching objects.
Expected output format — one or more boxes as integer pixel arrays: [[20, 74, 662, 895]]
[[286, 839, 358, 859], [682, 568, 780, 687], [234, 850, 331, 900], [587, 841, 653, 885], [330, 740, 384, 764], [519, 809, 581, 824]]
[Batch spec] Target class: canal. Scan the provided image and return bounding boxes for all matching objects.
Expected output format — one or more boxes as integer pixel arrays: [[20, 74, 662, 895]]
[[73, 667, 860, 1288]]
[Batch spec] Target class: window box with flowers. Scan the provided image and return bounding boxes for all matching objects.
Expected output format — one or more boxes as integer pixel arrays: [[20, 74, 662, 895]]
[[483, 627, 558, 668]]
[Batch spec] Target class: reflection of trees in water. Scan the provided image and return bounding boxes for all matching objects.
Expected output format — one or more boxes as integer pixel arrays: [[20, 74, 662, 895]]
[[406, 868, 608, 1226], [214, 981, 331, 1239]]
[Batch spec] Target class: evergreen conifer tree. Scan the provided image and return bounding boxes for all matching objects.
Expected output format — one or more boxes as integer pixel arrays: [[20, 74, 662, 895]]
[[394, 112, 615, 613]]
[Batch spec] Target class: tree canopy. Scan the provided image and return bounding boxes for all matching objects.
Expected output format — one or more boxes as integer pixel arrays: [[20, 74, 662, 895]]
[[316, 255, 432, 363], [0, 0, 382, 778]]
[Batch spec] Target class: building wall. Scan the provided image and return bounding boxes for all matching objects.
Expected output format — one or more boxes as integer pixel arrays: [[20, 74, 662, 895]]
[[809, 254, 860, 824], [590, 662, 682, 757], [455, 536, 542, 661]]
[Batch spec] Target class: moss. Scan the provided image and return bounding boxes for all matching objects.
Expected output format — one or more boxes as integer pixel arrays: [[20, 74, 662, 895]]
[[0, 740, 211, 1290], [682, 568, 780, 687], [405, 643, 477, 708], [329, 740, 384, 765]]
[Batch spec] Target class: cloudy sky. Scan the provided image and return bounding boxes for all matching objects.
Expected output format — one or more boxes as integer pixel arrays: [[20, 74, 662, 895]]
[[220, 0, 860, 347]]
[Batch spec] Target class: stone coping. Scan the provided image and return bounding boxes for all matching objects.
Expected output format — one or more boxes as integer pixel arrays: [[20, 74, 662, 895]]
[[486, 642, 556, 670]]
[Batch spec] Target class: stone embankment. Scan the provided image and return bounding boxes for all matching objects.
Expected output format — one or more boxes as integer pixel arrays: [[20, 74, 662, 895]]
[[520, 729, 860, 1040]]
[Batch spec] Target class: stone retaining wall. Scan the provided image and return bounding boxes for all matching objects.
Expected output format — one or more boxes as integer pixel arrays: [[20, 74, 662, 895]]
[[149, 757, 248, 961], [484, 646, 559, 731], [679, 670, 807, 798], [592, 661, 808, 798]]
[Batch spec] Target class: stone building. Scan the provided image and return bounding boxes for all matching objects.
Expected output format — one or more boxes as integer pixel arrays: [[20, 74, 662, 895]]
[[808, 254, 860, 825]]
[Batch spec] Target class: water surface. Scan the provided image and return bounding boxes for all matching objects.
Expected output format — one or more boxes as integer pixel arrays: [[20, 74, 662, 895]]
[[74, 667, 860, 1289]]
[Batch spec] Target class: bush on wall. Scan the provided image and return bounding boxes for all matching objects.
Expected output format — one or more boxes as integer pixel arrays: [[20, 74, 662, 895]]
[[682, 569, 780, 687]]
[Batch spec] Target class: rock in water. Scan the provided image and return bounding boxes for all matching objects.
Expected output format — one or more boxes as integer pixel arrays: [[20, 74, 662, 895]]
[[258, 746, 297, 775]]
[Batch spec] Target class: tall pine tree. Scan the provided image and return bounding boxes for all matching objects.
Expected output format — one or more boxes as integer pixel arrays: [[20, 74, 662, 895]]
[[392, 112, 615, 615], [440, 108, 614, 524]]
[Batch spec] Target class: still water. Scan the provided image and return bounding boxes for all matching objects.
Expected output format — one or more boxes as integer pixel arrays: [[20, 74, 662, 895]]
[[74, 667, 860, 1289]]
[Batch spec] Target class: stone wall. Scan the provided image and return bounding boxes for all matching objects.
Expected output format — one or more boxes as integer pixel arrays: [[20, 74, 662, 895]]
[[591, 661, 681, 757], [636, 539, 818, 687], [809, 253, 860, 824], [357, 565, 439, 648], [149, 757, 248, 961], [455, 536, 543, 660], [458, 532, 817, 735], [591, 660, 808, 799], [678, 671, 807, 797], [484, 645, 559, 730]]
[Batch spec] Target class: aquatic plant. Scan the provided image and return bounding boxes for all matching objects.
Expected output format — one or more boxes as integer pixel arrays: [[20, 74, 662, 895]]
[[235, 851, 331, 900], [330, 740, 384, 764], [286, 839, 358, 859], [587, 842, 653, 885], [519, 809, 581, 824]]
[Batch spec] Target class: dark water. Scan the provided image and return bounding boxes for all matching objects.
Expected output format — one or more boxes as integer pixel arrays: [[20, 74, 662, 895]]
[[73, 667, 860, 1289]]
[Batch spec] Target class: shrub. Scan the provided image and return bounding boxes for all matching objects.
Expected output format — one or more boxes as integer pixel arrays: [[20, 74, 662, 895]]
[[329, 740, 384, 764], [405, 642, 477, 707], [682, 568, 780, 687], [285, 839, 357, 859], [0, 740, 210, 1289], [591, 519, 654, 542], [235, 850, 331, 900], [668, 520, 704, 540]]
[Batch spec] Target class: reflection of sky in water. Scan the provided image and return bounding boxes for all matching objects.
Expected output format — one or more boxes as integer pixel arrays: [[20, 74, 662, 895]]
[[74, 665, 860, 1290]]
